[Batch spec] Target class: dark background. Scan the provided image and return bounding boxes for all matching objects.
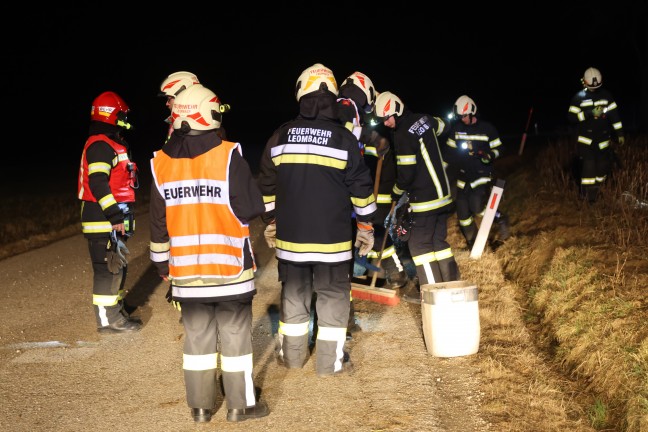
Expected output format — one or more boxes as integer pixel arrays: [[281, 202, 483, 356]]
[[3, 3, 647, 185]]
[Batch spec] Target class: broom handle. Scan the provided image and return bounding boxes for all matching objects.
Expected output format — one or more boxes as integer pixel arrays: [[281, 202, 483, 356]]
[[373, 156, 383, 199], [370, 200, 396, 288]]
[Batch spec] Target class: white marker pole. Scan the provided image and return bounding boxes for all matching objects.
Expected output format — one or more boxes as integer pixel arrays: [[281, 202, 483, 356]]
[[470, 179, 505, 259]]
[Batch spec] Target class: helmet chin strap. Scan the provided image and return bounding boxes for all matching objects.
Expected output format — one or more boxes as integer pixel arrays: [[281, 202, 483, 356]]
[[178, 122, 214, 136]]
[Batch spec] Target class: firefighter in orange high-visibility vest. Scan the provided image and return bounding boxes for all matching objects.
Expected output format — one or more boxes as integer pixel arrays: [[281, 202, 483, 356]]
[[157, 71, 228, 146], [149, 84, 269, 424]]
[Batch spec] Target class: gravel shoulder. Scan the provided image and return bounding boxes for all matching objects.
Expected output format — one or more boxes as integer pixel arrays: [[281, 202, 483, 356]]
[[0, 213, 495, 432]]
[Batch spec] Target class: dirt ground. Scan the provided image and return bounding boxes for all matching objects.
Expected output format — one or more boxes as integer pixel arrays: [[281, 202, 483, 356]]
[[0, 212, 499, 432]]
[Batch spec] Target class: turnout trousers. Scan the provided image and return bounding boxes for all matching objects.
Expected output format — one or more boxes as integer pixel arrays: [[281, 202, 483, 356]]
[[181, 300, 256, 410], [277, 261, 350, 376], [578, 146, 611, 203], [455, 183, 488, 248], [576, 130, 614, 203], [88, 238, 128, 327], [408, 211, 460, 285]]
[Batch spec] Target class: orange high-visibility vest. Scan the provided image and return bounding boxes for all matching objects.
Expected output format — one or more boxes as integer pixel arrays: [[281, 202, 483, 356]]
[[151, 141, 250, 281]]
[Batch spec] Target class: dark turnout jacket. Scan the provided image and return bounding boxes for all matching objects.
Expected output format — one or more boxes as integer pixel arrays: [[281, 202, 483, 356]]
[[257, 90, 377, 264], [392, 111, 453, 215], [568, 87, 624, 152]]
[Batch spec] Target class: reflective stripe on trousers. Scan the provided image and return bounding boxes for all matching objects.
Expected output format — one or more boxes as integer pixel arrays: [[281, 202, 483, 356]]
[[88, 238, 126, 327], [408, 212, 460, 284]]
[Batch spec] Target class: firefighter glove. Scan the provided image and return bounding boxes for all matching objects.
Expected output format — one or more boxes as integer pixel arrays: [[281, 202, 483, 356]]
[[375, 134, 390, 157], [355, 222, 374, 256], [618, 136, 625, 145], [165, 285, 181, 311], [106, 234, 130, 274], [264, 222, 277, 248], [475, 150, 492, 164], [592, 105, 604, 119]]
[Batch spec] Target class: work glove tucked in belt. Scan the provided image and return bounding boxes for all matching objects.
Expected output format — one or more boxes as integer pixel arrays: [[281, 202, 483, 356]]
[[106, 231, 130, 274], [264, 221, 277, 248], [165, 285, 181, 311], [475, 149, 492, 164], [355, 222, 374, 256]]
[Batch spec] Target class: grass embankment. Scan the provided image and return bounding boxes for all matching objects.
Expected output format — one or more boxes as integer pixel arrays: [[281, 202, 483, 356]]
[[0, 170, 151, 262], [494, 135, 648, 431]]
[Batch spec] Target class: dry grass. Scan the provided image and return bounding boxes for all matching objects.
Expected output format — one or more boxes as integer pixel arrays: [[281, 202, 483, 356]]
[[490, 135, 648, 431], [0, 188, 79, 261], [452, 241, 596, 431], [0, 179, 151, 262]]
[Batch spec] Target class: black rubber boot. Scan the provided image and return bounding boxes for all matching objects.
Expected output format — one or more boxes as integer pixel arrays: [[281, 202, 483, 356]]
[[386, 271, 408, 289], [495, 213, 511, 241], [460, 222, 478, 250], [400, 277, 421, 304], [98, 315, 142, 334]]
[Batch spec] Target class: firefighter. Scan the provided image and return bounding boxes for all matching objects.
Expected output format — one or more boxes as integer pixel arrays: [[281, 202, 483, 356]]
[[338, 72, 408, 290], [158, 71, 229, 145], [158, 71, 201, 145], [258, 63, 377, 377], [568, 67, 624, 203], [374, 91, 460, 304], [157, 71, 201, 317], [157, 71, 229, 318], [149, 84, 269, 423], [78, 91, 141, 333], [326, 71, 406, 342], [444, 95, 510, 249]]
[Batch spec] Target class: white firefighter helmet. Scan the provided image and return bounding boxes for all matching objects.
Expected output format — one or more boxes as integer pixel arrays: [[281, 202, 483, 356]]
[[374, 91, 404, 120], [340, 71, 377, 111], [583, 67, 602, 90], [159, 71, 200, 97], [454, 95, 477, 117], [171, 84, 223, 132], [295, 63, 338, 102]]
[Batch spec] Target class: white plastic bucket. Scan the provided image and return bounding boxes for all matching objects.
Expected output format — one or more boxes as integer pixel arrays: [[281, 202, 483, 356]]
[[421, 281, 480, 357]]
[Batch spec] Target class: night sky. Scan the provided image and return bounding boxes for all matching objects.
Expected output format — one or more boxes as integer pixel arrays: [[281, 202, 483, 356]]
[[3, 3, 646, 183]]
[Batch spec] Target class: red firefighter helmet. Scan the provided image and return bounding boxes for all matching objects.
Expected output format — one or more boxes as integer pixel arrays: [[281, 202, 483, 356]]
[[90, 91, 132, 130]]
